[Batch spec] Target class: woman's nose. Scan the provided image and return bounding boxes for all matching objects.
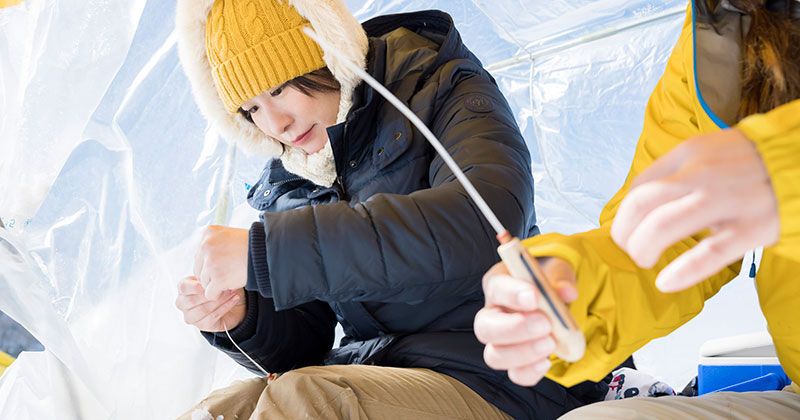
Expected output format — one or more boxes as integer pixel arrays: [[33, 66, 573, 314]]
[[263, 109, 292, 135]]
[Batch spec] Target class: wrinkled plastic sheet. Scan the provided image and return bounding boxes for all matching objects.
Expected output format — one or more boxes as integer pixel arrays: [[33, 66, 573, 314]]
[[0, 0, 767, 418]]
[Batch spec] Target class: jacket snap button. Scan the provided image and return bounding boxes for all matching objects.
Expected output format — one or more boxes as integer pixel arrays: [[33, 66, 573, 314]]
[[393, 132, 402, 141], [349, 160, 357, 168], [263, 189, 271, 196]]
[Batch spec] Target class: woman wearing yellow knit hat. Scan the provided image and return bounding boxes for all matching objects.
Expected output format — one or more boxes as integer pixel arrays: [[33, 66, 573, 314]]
[[174, 0, 614, 418]]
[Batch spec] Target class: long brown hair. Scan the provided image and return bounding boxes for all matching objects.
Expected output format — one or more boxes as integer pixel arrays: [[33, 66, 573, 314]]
[[699, 0, 800, 121], [238, 67, 340, 123]]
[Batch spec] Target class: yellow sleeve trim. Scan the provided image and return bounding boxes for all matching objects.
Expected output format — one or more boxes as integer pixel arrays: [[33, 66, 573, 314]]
[[737, 100, 800, 141]]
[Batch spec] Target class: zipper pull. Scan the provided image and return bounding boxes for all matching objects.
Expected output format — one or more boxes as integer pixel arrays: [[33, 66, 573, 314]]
[[749, 252, 757, 279]]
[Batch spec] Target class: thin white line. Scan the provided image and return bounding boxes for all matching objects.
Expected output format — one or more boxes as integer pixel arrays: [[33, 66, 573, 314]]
[[223, 320, 269, 377], [211, 142, 270, 376]]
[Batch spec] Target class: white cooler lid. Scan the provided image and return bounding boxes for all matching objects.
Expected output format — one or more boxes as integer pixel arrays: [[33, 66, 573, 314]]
[[699, 331, 779, 365]]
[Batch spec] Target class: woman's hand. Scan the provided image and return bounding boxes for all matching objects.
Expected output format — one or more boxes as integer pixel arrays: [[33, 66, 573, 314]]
[[193, 225, 250, 300], [175, 276, 246, 332], [475, 258, 578, 386], [611, 129, 779, 292]]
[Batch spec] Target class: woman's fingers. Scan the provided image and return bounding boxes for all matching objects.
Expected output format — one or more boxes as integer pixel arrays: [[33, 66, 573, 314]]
[[176, 274, 243, 331], [474, 307, 551, 346], [192, 226, 250, 301], [183, 299, 223, 325], [477, 257, 579, 388], [656, 208, 777, 293], [482, 262, 511, 290], [507, 359, 553, 387], [615, 130, 779, 291], [195, 293, 241, 331], [181, 290, 237, 325], [655, 224, 749, 292], [483, 259, 577, 309], [176, 289, 236, 312], [478, 257, 577, 346], [630, 141, 690, 188], [483, 274, 540, 312], [611, 180, 690, 251], [193, 249, 205, 282], [204, 275, 229, 301], [175, 294, 204, 312], [483, 337, 556, 371], [177, 276, 204, 295], [624, 190, 730, 268]]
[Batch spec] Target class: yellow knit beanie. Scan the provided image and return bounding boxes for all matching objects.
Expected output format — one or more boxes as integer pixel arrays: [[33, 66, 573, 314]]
[[205, 0, 326, 113]]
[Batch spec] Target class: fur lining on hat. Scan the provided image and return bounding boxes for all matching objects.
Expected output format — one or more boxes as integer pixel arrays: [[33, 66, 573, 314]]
[[176, 0, 368, 187]]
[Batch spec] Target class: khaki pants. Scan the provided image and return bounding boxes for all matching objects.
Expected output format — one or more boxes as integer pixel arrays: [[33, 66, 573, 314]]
[[560, 387, 800, 419], [178, 365, 512, 420]]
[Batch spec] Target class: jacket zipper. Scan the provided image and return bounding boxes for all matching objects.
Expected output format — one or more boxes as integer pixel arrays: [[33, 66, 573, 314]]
[[270, 177, 303, 187], [337, 176, 347, 197], [338, 122, 350, 198]]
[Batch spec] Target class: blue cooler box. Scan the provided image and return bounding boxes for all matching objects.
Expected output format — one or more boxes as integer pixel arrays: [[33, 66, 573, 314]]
[[698, 332, 791, 395]]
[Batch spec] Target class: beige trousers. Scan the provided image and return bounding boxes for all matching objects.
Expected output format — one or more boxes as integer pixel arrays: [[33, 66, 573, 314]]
[[178, 365, 512, 420], [560, 387, 800, 419]]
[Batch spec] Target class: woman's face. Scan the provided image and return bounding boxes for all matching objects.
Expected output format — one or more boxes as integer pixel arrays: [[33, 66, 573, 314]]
[[241, 84, 340, 155]]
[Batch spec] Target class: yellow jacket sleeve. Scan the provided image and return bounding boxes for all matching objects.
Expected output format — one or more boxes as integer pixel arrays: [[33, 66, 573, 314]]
[[735, 100, 800, 388], [521, 9, 740, 387], [736, 100, 800, 263]]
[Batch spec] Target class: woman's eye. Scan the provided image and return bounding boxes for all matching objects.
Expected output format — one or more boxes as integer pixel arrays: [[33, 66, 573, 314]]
[[270, 86, 284, 97], [247, 106, 259, 114]]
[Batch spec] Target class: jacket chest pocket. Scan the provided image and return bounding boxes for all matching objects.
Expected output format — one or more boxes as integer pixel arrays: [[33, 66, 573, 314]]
[[372, 118, 426, 173]]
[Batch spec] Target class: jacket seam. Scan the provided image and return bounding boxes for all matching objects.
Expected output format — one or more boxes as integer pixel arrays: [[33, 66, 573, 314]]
[[363, 204, 390, 289], [277, 273, 487, 309], [311, 208, 333, 296], [411, 196, 446, 282]]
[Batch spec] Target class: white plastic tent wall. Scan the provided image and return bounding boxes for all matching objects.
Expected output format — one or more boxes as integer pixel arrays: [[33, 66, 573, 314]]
[[0, 0, 767, 417]]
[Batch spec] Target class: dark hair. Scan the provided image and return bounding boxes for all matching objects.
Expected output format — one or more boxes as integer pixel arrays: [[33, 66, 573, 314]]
[[699, 0, 800, 121], [238, 67, 340, 123]]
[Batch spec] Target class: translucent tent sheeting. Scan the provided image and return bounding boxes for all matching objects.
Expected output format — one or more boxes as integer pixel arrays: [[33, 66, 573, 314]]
[[0, 0, 767, 417]]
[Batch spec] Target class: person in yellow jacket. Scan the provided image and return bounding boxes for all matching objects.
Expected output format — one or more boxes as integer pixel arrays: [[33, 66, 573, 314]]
[[474, 0, 800, 416]]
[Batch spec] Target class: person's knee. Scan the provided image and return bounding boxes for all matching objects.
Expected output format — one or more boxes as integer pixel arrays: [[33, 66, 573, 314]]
[[267, 366, 346, 402], [257, 366, 362, 418]]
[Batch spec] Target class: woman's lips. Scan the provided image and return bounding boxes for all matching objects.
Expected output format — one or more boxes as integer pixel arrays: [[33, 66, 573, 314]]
[[292, 125, 315, 146]]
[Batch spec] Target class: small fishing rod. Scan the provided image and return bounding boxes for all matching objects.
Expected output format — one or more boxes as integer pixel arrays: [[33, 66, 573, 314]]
[[305, 28, 585, 362]]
